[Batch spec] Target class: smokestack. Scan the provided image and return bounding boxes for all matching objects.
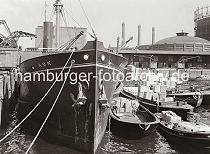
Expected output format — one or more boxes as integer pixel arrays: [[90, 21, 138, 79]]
[[121, 22, 125, 46], [43, 21, 53, 52], [137, 24, 141, 46], [152, 27, 155, 45]]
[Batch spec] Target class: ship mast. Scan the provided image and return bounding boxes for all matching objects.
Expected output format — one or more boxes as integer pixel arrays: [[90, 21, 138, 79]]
[[53, 0, 63, 49]]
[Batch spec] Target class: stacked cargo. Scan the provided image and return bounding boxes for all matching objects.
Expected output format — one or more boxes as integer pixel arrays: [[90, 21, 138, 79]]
[[123, 87, 138, 96], [137, 71, 172, 102], [161, 111, 182, 124], [112, 97, 139, 113], [124, 67, 187, 102]]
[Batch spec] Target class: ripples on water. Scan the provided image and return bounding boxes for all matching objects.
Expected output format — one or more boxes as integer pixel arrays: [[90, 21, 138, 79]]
[[97, 131, 176, 154], [0, 106, 210, 154]]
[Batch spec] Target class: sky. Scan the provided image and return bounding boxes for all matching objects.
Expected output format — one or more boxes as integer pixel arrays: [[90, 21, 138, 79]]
[[0, 0, 209, 48]]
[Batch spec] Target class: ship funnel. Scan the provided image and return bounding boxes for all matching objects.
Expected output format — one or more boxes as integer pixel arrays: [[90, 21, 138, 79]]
[[137, 24, 141, 46], [152, 27, 155, 45], [43, 22, 53, 52], [121, 22, 125, 46]]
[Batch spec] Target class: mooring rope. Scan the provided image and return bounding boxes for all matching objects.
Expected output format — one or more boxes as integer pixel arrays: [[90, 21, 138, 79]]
[[108, 108, 111, 144], [108, 112, 111, 137], [25, 59, 75, 154], [0, 51, 74, 143]]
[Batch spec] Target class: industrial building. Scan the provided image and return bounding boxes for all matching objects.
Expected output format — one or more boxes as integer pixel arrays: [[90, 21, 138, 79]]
[[119, 6, 210, 71], [194, 6, 210, 42], [35, 22, 87, 50], [119, 31, 210, 69]]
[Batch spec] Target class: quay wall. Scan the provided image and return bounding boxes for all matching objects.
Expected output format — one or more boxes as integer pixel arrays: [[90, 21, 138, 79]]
[[0, 72, 16, 128]]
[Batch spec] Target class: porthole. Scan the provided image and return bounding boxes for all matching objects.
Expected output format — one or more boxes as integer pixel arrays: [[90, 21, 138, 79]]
[[101, 55, 105, 61], [83, 54, 89, 61]]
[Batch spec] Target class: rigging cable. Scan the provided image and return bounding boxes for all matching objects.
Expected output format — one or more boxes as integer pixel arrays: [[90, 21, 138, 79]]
[[65, 9, 96, 39], [49, 6, 55, 22], [77, 0, 97, 38], [61, 10, 73, 42], [0, 51, 75, 144], [37, 4, 46, 26], [65, 9, 82, 28], [61, 10, 77, 47], [25, 59, 75, 154]]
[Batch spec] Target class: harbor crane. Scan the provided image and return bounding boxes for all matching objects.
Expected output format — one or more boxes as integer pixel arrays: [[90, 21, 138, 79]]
[[0, 20, 12, 35], [120, 36, 133, 50], [0, 20, 36, 48], [177, 56, 201, 69], [116, 36, 133, 53], [0, 20, 12, 45], [178, 56, 201, 63], [0, 31, 36, 48]]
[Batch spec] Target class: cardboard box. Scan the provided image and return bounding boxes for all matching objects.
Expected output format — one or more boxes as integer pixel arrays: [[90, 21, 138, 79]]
[[165, 97, 174, 102], [146, 92, 153, 100], [139, 92, 145, 98], [154, 85, 161, 93], [160, 86, 167, 93]]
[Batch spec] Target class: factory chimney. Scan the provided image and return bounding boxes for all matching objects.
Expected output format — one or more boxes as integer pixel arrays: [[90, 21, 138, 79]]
[[137, 24, 141, 46], [152, 27, 155, 45], [121, 22, 125, 46]]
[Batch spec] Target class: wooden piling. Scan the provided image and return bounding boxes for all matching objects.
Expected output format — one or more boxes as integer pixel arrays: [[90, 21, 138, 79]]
[[0, 73, 13, 129], [0, 70, 19, 128], [0, 98, 2, 127], [0, 75, 2, 127]]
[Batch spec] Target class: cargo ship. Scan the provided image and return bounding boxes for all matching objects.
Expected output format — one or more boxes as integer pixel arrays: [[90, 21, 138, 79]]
[[13, 0, 128, 153]]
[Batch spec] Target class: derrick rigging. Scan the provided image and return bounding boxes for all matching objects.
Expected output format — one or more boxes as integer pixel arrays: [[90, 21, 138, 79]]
[[0, 20, 36, 48]]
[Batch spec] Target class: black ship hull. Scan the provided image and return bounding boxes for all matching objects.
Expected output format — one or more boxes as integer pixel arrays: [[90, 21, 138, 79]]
[[158, 122, 210, 149], [14, 41, 127, 153], [119, 90, 194, 120], [139, 99, 193, 121], [201, 91, 210, 105], [110, 103, 159, 140], [167, 92, 203, 108]]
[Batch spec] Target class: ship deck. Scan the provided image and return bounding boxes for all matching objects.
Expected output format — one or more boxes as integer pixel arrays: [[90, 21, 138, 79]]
[[160, 102, 193, 109], [115, 111, 148, 123]]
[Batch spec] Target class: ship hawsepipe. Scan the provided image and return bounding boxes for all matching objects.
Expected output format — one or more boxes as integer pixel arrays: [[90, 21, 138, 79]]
[[14, 40, 128, 153]]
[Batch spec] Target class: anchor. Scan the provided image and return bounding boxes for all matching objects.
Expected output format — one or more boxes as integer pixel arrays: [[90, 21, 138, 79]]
[[72, 82, 87, 107], [98, 80, 109, 108]]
